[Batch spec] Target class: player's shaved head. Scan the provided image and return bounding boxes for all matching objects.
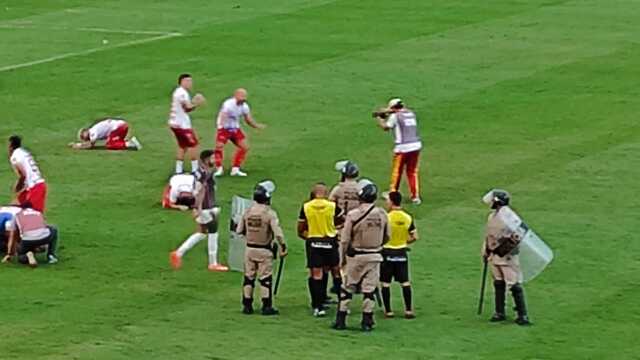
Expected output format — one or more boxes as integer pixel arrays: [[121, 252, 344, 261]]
[[311, 182, 328, 199], [234, 88, 248, 103]]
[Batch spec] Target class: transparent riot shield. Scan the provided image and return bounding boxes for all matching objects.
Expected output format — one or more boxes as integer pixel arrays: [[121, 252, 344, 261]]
[[496, 206, 554, 283], [228, 196, 253, 272]]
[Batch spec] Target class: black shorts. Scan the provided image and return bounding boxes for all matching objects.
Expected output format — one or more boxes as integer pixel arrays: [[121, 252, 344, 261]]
[[380, 248, 409, 283], [306, 238, 339, 269]]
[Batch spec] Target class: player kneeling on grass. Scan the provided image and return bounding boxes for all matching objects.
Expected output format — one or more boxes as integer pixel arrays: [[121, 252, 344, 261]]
[[170, 150, 229, 272], [69, 118, 142, 150], [2, 205, 59, 267], [380, 191, 418, 319], [0, 205, 21, 258], [162, 173, 199, 211], [236, 180, 287, 315]]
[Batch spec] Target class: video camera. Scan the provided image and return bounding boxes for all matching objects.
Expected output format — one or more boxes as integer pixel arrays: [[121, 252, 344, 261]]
[[372, 110, 392, 119]]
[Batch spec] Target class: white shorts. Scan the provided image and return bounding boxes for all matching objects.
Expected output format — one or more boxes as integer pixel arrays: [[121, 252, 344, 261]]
[[196, 208, 220, 225]]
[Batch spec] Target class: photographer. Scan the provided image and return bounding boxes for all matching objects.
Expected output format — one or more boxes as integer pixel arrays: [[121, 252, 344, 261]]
[[374, 99, 423, 205]]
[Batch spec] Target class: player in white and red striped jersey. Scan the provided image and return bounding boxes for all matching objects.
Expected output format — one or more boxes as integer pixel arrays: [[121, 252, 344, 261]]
[[168, 73, 206, 174], [69, 117, 142, 150], [213, 88, 266, 177], [8, 136, 47, 213]]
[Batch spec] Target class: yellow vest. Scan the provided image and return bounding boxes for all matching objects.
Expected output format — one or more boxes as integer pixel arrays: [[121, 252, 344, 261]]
[[303, 198, 337, 238], [385, 209, 414, 249]]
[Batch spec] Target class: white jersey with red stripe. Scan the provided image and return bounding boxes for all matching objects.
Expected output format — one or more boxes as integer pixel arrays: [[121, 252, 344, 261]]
[[89, 119, 126, 142], [216, 97, 250, 130], [10, 148, 45, 189], [168, 86, 192, 129]]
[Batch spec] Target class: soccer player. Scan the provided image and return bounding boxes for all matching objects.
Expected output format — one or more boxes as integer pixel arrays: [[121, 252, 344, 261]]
[[8, 136, 47, 213], [213, 88, 266, 177], [298, 183, 343, 317], [380, 191, 418, 319], [168, 73, 206, 174], [162, 173, 198, 211], [375, 98, 423, 205], [69, 117, 142, 150], [169, 150, 229, 272]]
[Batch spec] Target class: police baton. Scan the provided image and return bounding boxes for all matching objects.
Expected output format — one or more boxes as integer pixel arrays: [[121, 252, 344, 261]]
[[274, 246, 285, 297], [477, 258, 488, 315]]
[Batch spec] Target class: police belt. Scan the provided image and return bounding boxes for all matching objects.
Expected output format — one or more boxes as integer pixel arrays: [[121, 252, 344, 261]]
[[347, 247, 381, 257], [246, 243, 273, 250]]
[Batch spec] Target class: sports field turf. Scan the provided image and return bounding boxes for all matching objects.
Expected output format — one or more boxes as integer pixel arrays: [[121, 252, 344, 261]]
[[1, 0, 639, 359]]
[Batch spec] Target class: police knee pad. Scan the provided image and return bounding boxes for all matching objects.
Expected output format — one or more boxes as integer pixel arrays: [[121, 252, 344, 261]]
[[363, 292, 375, 301], [243, 276, 255, 287], [510, 283, 523, 295], [259, 276, 273, 288], [339, 291, 353, 301]]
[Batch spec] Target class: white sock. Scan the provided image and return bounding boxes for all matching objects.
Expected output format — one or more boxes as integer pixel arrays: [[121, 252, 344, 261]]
[[191, 160, 198, 172], [176, 233, 206, 257], [208, 233, 219, 265], [176, 160, 184, 174]]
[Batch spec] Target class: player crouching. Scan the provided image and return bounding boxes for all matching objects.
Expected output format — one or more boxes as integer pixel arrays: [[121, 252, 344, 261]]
[[69, 118, 142, 150], [1, 205, 59, 267], [169, 150, 229, 272], [236, 181, 287, 315]]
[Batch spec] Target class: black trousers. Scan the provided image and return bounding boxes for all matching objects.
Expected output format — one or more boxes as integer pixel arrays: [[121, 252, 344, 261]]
[[18, 226, 58, 257]]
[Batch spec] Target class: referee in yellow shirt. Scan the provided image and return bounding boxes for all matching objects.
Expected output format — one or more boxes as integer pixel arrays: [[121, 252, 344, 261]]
[[298, 183, 343, 317], [381, 191, 418, 319]]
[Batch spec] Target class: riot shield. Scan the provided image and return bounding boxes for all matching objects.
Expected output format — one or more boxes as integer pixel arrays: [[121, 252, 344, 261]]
[[228, 195, 253, 272], [496, 206, 554, 283]]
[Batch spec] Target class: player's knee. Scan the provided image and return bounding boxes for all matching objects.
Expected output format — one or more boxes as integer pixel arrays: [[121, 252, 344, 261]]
[[401, 282, 411, 287]]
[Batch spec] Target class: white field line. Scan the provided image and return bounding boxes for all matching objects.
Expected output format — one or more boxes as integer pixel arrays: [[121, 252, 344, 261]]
[[0, 32, 182, 72], [0, 23, 174, 35]]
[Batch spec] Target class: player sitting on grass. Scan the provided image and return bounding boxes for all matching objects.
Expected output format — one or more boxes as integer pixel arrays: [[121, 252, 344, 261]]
[[69, 117, 142, 150], [1, 204, 59, 267]]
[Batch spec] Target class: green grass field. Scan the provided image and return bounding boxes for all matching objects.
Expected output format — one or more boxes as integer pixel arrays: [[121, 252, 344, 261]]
[[2, 0, 639, 359]]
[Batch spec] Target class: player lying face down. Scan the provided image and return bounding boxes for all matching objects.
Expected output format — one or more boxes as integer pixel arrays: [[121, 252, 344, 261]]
[[162, 174, 199, 211], [69, 118, 142, 150]]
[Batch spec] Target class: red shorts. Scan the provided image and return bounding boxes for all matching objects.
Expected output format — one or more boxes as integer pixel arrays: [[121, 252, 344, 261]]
[[171, 127, 199, 149], [216, 128, 246, 145], [18, 182, 48, 212]]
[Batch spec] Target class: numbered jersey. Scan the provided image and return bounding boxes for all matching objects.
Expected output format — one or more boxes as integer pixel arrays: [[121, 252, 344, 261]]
[[10, 148, 45, 189], [168, 86, 192, 129], [386, 109, 422, 153]]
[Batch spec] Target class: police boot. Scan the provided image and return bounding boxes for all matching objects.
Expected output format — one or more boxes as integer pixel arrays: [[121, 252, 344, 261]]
[[490, 280, 507, 322], [332, 311, 347, 330], [361, 312, 375, 332], [261, 298, 279, 316], [242, 297, 254, 315], [511, 284, 532, 326]]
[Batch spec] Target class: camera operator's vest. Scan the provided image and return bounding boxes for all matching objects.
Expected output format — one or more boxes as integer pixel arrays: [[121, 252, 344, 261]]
[[393, 110, 422, 153]]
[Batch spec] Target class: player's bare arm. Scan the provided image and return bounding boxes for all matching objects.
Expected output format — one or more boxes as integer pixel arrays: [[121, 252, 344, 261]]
[[12, 165, 25, 192], [2, 230, 18, 262], [244, 113, 266, 129], [408, 229, 419, 244], [69, 141, 96, 149]]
